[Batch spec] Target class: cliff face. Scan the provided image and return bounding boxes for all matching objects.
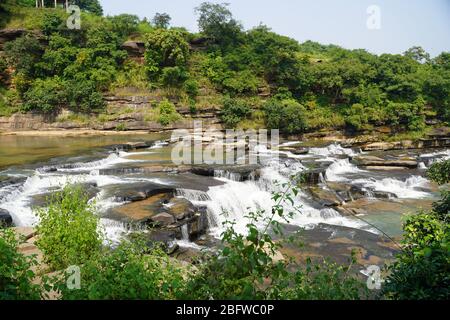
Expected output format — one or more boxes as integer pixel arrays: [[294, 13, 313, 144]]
[[0, 94, 223, 132]]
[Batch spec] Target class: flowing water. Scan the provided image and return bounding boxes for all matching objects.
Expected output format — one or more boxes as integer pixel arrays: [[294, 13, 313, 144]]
[[0, 134, 447, 247]]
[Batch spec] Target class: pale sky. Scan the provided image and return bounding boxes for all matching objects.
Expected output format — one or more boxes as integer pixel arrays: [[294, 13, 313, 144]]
[[99, 0, 450, 57]]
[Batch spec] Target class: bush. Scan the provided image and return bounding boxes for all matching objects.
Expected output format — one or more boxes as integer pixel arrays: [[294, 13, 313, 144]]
[[66, 80, 105, 113], [184, 79, 199, 98], [383, 162, 450, 300], [157, 99, 181, 126], [41, 12, 64, 36], [36, 184, 103, 270], [427, 159, 450, 185], [264, 98, 307, 134], [383, 211, 449, 300], [345, 103, 370, 130], [53, 238, 188, 300], [0, 228, 41, 300], [220, 97, 251, 128], [23, 77, 66, 113], [160, 66, 188, 87]]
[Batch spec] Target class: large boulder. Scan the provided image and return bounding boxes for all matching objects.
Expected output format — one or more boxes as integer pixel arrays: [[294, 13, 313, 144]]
[[0, 208, 13, 227], [150, 212, 176, 227]]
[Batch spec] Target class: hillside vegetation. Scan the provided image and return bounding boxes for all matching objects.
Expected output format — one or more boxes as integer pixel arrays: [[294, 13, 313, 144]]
[[0, 0, 449, 136]]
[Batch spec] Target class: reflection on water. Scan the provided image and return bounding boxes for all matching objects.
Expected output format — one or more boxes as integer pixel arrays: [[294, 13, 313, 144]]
[[0, 133, 170, 169]]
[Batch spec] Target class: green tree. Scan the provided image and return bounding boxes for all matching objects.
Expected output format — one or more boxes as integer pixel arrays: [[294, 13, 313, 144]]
[[144, 29, 189, 83], [108, 14, 140, 40], [152, 12, 171, 29], [157, 99, 181, 126], [195, 2, 243, 49], [73, 0, 103, 16], [4, 35, 43, 78]]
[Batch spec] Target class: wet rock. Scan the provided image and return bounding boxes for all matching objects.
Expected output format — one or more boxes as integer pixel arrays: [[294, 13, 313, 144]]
[[108, 182, 174, 202], [302, 168, 326, 185], [364, 166, 409, 171], [190, 164, 260, 181], [0, 209, 13, 227], [151, 213, 176, 226], [307, 187, 342, 207], [372, 191, 397, 199], [147, 229, 178, 246], [353, 155, 418, 168], [186, 211, 208, 240], [111, 193, 172, 222], [362, 142, 395, 151], [166, 198, 196, 221], [291, 148, 309, 155]]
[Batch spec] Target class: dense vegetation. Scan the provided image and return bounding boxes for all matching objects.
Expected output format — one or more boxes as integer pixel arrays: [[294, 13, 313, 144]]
[[383, 159, 450, 299], [0, 1, 448, 133]]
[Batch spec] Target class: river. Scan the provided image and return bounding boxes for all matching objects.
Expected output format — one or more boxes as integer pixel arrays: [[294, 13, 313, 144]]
[[0, 133, 448, 262]]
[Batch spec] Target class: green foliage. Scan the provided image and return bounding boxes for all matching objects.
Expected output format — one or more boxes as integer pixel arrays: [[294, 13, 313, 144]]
[[152, 12, 171, 29], [383, 211, 449, 300], [263, 97, 307, 134], [383, 162, 450, 300], [0, 228, 41, 300], [23, 77, 65, 113], [73, 0, 103, 16], [41, 12, 63, 37], [144, 29, 190, 84], [4, 35, 43, 78], [184, 79, 199, 98], [195, 2, 243, 49], [108, 14, 140, 40], [53, 238, 188, 300], [427, 159, 450, 185], [66, 79, 105, 112], [220, 97, 251, 128], [385, 99, 426, 132], [35, 184, 103, 270], [160, 66, 188, 88], [157, 99, 181, 126]]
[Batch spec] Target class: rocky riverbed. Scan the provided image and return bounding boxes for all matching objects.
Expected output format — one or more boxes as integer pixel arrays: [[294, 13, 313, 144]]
[[0, 131, 449, 271]]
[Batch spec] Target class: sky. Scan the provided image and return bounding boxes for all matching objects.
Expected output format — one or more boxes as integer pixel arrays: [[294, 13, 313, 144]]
[[99, 0, 450, 57]]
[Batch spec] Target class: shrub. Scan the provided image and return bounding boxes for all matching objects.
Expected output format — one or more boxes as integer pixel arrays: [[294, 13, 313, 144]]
[[220, 97, 251, 128], [184, 79, 199, 98], [160, 66, 188, 88], [52, 238, 188, 300], [383, 161, 450, 300], [264, 98, 307, 134], [36, 184, 103, 270], [41, 12, 64, 37], [427, 159, 450, 185], [157, 99, 181, 126], [66, 80, 105, 113], [345, 103, 370, 130], [383, 211, 449, 300], [23, 77, 66, 113], [0, 228, 41, 300]]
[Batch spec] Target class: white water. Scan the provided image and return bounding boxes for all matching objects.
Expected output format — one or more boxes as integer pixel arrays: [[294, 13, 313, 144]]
[[0, 151, 150, 241], [325, 158, 432, 199], [178, 161, 373, 237]]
